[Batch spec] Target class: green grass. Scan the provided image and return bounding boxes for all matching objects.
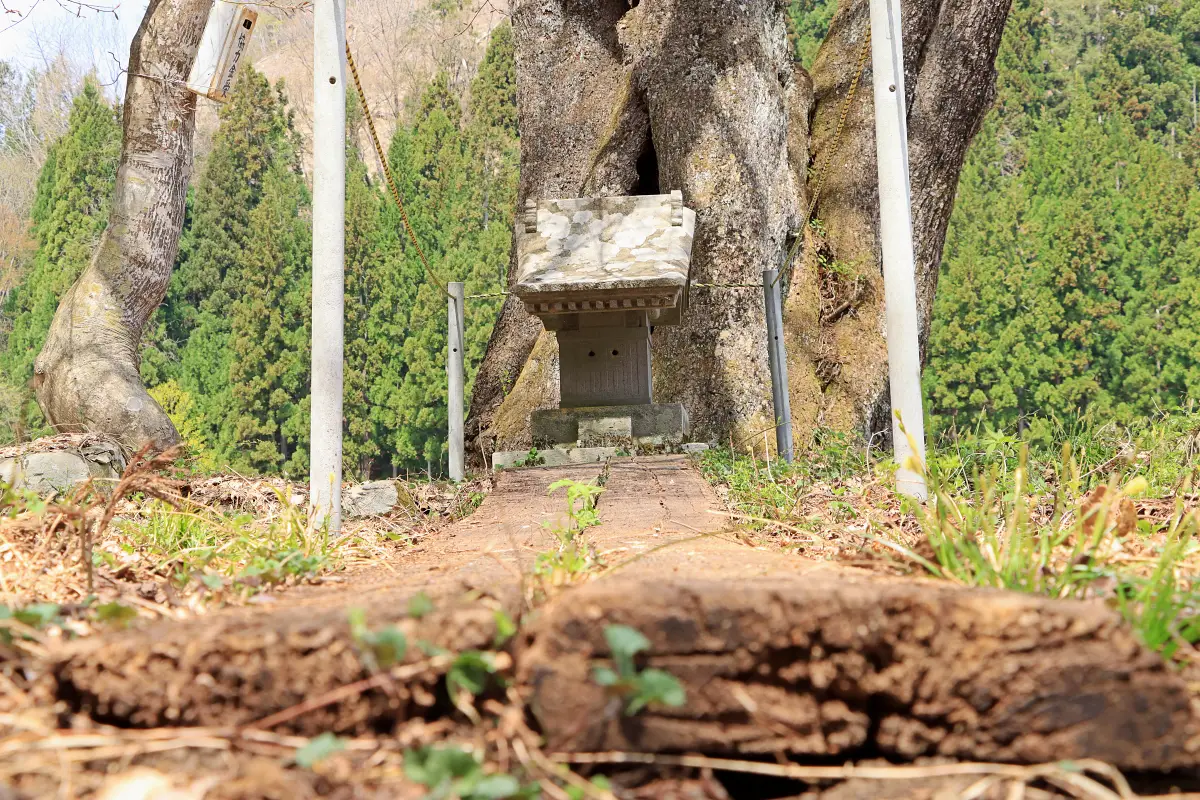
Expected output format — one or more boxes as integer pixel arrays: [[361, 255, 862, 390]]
[[914, 439, 1200, 662], [927, 408, 1200, 498], [114, 497, 330, 591], [699, 411, 1200, 664], [698, 429, 874, 526]]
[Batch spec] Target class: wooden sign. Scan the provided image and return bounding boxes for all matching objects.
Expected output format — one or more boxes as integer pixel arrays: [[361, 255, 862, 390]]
[[186, 3, 259, 103]]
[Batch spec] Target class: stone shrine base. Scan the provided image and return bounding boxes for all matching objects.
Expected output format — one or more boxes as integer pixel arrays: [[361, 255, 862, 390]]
[[491, 403, 705, 471], [533, 403, 688, 448]]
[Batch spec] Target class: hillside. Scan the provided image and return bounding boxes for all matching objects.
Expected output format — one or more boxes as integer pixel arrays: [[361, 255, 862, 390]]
[[195, 0, 508, 180]]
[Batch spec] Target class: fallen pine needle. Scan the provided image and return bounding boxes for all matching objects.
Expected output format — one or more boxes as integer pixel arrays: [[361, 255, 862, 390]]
[[549, 752, 1136, 799]]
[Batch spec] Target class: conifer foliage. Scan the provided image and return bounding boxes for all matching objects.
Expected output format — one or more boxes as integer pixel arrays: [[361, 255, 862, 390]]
[[160, 67, 303, 469], [0, 80, 120, 437], [365, 26, 517, 477], [923, 0, 1200, 436], [136, 25, 517, 478]]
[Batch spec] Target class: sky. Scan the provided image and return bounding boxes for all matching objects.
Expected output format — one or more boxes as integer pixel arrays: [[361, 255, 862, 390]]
[[0, 0, 149, 92]]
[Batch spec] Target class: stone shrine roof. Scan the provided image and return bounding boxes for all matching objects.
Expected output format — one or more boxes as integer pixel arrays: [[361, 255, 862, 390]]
[[514, 192, 696, 320]]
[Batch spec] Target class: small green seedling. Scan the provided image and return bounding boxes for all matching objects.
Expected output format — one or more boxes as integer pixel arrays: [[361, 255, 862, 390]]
[[546, 479, 604, 540], [95, 601, 138, 628], [294, 732, 346, 768], [0, 602, 63, 644], [505, 448, 545, 470], [592, 624, 686, 716], [536, 479, 606, 582], [533, 546, 595, 582], [408, 591, 435, 619], [239, 547, 326, 585], [348, 607, 407, 670], [452, 491, 487, 520], [492, 609, 517, 648], [447, 650, 500, 699], [404, 746, 537, 800]]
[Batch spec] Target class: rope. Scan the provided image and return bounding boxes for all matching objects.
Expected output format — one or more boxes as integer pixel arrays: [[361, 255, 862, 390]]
[[466, 291, 510, 299], [775, 29, 873, 287], [345, 42, 450, 298], [690, 283, 762, 290]]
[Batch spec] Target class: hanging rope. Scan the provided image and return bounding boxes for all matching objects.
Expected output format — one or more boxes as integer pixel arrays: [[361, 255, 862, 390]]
[[345, 42, 450, 298], [775, 30, 873, 287], [690, 282, 763, 290]]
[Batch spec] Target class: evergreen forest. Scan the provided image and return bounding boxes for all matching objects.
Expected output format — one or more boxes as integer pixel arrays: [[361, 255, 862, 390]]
[[0, 23, 518, 478], [2, 0, 1199, 476]]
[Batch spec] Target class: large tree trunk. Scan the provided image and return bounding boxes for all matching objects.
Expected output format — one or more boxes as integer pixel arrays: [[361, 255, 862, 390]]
[[32, 0, 212, 452], [787, 0, 1009, 445], [468, 0, 1008, 463]]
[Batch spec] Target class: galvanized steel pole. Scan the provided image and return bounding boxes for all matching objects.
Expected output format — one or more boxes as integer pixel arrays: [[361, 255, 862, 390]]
[[310, 0, 347, 530], [763, 269, 794, 464], [870, 0, 929, 500], [448, 282, 465, 482]]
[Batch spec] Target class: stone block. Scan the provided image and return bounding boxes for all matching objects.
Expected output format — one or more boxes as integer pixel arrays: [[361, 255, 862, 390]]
[[578, 416, 633, 446], [0, 450, 120, 496], [531, 404, 689, 449], [558, 325, 652, 407], [342, 480, 399, 519], [514, 192, 696, 326], [492, 446, 622, 471]]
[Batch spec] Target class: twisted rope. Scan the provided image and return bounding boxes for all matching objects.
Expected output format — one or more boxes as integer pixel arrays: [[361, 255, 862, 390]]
[[345, 42, 449, 298]]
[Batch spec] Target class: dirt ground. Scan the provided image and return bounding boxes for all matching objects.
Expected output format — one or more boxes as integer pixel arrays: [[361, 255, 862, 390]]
[[5, 456, 1200, 798]]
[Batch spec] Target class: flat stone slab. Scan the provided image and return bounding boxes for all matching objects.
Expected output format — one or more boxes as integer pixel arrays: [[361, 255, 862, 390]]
[[515, 193, 696, 321], [342, 480, 399, 519], [0, 435, 124, 495], [492, 446, 622, 470]]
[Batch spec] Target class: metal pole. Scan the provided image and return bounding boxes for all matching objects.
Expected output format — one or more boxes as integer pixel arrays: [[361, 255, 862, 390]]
[[448, 282, 465, 482], [869, 0, 928, 500], [762, 269, 794, 464], [310, 0, 347, 530]]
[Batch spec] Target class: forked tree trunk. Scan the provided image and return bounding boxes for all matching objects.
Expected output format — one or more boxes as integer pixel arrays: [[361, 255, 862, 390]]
[[467, 0, 1008, 464], [787, 0, 1009, 443], [32, 0, 212, 451]]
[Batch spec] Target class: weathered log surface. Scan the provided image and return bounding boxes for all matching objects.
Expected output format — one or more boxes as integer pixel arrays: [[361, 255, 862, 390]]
[[521, 573, 1195, 769], [51, 458, 1200, 770]]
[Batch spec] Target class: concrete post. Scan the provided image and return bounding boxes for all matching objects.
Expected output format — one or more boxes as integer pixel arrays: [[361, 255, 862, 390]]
[[763, 269, 794, 464], [448, 282, 465, 482], [870, 0, 929, 500], [310, 0, 347, 530]]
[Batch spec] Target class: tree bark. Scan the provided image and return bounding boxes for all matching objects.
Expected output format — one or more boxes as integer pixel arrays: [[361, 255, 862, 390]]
[[787, 0, 1009, 445], [32, 0, 212, 452], [467, 0, 1008, 462]]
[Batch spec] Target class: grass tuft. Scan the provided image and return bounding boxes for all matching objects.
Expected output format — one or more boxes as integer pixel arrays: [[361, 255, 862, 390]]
[[700, 410, 1200, 666]]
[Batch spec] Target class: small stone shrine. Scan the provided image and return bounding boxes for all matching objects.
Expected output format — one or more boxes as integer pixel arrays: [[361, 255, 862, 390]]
[[492, 191, 698, 469]]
